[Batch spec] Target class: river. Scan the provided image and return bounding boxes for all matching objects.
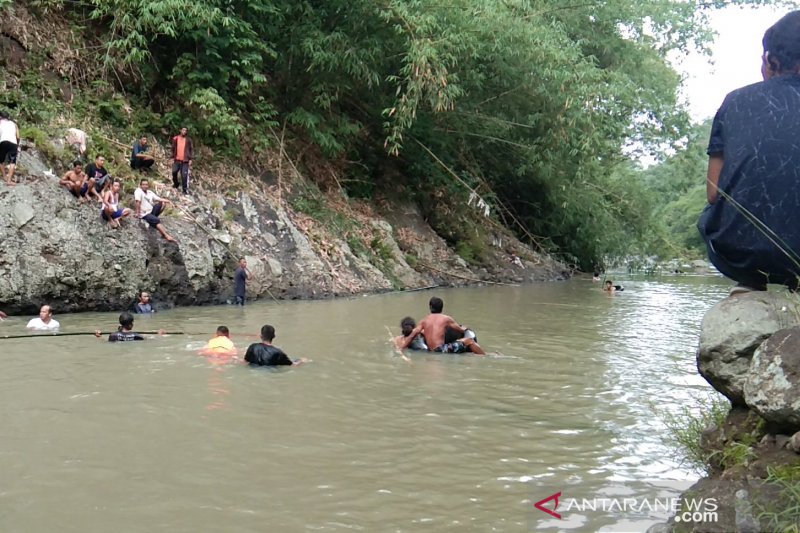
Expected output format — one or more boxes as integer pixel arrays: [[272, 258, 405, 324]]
[[0, 275, 730, 532]]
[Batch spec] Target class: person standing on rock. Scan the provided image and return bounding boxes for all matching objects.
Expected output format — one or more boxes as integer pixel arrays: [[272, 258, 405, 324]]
[[170, 127, 193, 195], [233, 258, 251, 305], [26, 305, 60, 331], [134, 178, 177, 243], [699, 11, 800, 296], [130, 135, 155, 172], [0, 110, 19, 186]]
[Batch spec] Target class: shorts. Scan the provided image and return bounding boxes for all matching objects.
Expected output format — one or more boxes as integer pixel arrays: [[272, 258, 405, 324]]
[[434, 341, 468, 354], [93, 177, 110, 193], [102, 208, 124, 221], [142, 203, 164, 227], [69, 183, 90, 198], [0, 141, 17, 164]]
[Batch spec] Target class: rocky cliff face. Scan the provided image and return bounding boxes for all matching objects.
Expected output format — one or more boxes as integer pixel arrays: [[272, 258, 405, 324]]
[[0, 146, 568, 315]]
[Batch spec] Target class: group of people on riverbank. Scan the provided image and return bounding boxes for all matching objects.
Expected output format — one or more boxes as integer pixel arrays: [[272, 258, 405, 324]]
[[59, 162, 178, 241], [0, 117, 196, 242]]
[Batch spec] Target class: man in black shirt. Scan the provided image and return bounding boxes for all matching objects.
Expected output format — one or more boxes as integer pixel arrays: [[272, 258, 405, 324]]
[[85, 155, 111, 202], [244, 325, 307, 366], [698, 11, 800, 294]]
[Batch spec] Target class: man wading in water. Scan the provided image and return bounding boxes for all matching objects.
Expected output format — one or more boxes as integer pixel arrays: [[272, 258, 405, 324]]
[[399, 297, 485, 355]]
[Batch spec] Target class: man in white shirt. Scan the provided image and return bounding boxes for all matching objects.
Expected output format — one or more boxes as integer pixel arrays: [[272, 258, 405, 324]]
[[133, 178, 176, 243], [0, 110, 19, 186], [26, 305, 60, 330]]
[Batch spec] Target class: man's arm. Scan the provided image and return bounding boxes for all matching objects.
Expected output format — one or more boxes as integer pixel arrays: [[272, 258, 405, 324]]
[[446, 317, 465, 336], [277, 348, 305, 366], [400, 324, 424, 350], [706, 154, 723, 204]]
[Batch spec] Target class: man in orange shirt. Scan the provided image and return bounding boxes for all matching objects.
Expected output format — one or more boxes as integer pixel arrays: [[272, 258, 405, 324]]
[[170, 127, 194, 194]]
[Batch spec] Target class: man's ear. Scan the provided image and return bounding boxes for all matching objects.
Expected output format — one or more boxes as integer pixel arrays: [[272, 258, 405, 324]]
[[763, 51, 780, 79]]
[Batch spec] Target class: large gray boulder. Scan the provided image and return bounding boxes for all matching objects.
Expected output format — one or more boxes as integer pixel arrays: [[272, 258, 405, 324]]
[[744, 326, 800, 432], [697, 292, 799, 406]]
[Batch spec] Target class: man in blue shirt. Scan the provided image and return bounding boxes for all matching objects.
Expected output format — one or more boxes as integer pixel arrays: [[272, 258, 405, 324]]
[[698, 11, 800, 295], [233, 258, 251, 305], [130, 135, 155, 172]]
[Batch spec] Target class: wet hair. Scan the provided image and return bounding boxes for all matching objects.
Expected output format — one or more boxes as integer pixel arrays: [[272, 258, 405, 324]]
[[118, 312, 134, 331], [0, 110, 9, 119], [216, 325, 229, 335], [429, 297, 444, 313], [400, 316, 416, 336], [260, 324, 276, 342], [763, 11, 800, 74]]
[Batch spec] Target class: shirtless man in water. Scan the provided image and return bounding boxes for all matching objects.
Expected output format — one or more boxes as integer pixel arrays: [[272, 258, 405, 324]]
[[400, 297, 485, 355]]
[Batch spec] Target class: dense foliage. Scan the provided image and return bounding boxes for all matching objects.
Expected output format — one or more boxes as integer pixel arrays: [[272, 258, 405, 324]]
[[641, 121, 713, 259], [4, 0, 782, 268]]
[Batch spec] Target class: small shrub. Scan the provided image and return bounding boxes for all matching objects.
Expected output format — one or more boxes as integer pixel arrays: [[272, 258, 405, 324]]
[[659, 393, 730, 474]]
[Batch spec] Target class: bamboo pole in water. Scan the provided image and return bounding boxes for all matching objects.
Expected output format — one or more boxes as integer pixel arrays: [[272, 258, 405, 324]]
[[0, 331, 186, 340]]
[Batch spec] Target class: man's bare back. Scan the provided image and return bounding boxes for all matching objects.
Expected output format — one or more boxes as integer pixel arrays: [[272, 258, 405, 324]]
[[417, 313, 462, 350]]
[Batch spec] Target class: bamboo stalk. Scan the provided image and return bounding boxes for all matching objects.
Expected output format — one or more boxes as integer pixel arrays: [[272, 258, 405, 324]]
[[0, 331, 186, 340]]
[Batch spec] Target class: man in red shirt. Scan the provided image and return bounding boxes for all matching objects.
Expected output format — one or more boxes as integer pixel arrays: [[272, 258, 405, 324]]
[[170, 127, 194, 194]]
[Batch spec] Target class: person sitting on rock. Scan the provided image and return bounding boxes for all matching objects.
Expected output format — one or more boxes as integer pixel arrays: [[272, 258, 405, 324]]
[[101, 180, 132, 228], [698, 11, 800, 296], [84, 155, 111, 203], [393, 316, 428, 351], [26, 305, 60, 331], [134, 178, 176, 243], [58, 160, 90, 202], [130, 135, 155, 172], [134, 291, 155, 313]]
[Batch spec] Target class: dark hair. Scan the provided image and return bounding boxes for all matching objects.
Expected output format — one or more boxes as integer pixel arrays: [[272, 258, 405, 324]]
[[0, 109, 8, 119], [95, 154, 104, 160], [400, 316, 416, 336], [73, 160, 82, 167], [763, 11, 800, 74], [139, 178, 149, 185], [118, 312, 134, 331], [216, 325, 229, 335], [260, 324, 276, 342], [429, 297, 444, 313]]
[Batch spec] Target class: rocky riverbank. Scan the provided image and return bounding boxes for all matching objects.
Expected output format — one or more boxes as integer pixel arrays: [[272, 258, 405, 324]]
[[650, 292, 800, 532], [0, 142, 569, 315]]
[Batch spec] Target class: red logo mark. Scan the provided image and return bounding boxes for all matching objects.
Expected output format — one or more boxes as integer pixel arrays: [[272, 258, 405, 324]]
[[534, 492, 562, 519]]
